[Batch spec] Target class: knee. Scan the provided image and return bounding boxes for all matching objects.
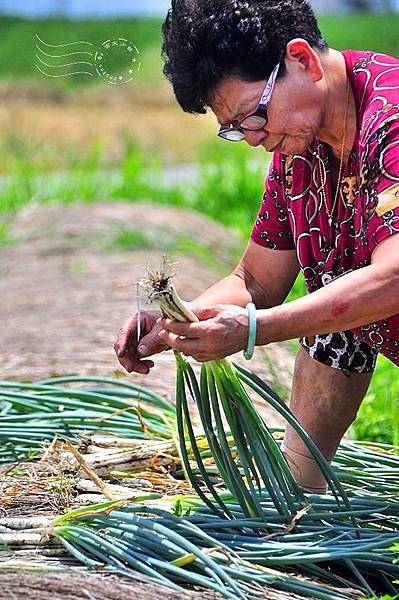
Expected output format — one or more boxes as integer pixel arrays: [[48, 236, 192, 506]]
[[281, 443, 328, 495]]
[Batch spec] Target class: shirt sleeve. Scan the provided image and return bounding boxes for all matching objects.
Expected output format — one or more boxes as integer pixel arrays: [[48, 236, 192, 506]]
[[362, 112, 399, 251], [250, 153, 295, 250]]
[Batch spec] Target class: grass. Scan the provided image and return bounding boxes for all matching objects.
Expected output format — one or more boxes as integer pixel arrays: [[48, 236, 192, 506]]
[[0, 222, 16, 247], [0, 16, 163, 88], [318, 13, 399, 57], [0, 138, 268, 243], [350, 355, 399, 446], [101, 226, 231, 274]]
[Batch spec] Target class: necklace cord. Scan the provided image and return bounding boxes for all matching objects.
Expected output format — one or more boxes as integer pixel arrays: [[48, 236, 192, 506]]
[[318, 77, 351, 227]]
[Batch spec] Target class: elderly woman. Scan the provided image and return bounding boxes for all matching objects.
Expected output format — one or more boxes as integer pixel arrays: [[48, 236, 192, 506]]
[[115, 0, 399, 493]]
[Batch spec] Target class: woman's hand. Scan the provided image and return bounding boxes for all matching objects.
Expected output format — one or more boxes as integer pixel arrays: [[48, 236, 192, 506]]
[[114, 309, 170, 374], [157, 304, 250, 362]]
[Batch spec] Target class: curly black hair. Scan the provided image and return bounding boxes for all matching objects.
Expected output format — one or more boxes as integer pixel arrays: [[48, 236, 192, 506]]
[[162, 0, 328, 114]]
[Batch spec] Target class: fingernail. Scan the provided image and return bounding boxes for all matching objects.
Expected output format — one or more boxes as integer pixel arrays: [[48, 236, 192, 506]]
[[138, 345, 148, 357]]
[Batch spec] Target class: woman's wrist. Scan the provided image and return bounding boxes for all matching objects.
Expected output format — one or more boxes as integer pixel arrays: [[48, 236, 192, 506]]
[[255, 307, 276, 346], [242, 305, 277, 358]]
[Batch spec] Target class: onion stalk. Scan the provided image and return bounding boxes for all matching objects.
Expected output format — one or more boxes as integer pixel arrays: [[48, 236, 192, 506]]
[[0, 376, 175, 464], [142, 260, 353, 521], [53, 501, 365, 600]]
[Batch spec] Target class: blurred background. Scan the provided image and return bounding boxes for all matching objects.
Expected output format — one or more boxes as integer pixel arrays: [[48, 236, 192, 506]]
[[0, 0, 398, 444]]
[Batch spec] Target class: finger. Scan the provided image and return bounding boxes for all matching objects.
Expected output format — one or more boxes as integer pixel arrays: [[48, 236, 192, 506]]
[[130, 316, 162, 357], [117, 353, 137, 373], [127, 334, 140, 358], [158, 330, 200, 354], [191, 306, 220, 321], [118, 312, 155, 358], [118, 353, 154, 374], [135, 331, 165, 358], [115, 316, 138, 357], [133, 359, 155, 375], [158, 318, 201, 338]]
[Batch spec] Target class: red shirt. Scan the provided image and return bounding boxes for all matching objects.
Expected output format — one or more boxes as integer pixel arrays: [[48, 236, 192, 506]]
[[251, 50, 399, 365]]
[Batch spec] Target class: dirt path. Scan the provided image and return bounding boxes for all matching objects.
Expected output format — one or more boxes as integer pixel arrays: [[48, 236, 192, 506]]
[[0, 571, 305, 600], [0, 201, 294, 421]]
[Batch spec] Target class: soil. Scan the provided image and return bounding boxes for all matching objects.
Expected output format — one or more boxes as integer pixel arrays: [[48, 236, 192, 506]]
[[0, 571, 306, 600], [0, 201, 294, 417], [0, 201, 296, 599]]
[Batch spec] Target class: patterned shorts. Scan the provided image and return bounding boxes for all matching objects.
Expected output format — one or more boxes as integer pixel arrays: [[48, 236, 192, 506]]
[[300, 330, 378, 374]]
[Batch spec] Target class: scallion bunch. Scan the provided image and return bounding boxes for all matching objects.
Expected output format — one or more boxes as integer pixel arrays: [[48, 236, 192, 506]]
[[143, 261, 352, 521], [53, 501, 365, 600], [0, 375, 175, 464]]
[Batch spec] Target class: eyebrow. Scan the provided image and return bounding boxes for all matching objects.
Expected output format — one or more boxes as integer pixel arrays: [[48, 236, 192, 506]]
[[218, 103, 251, 128], [218, 93, 261, 128]]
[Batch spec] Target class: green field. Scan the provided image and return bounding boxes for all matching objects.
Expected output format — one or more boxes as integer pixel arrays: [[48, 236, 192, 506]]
[[0, 14, 398, 445], [1, 13, 399, 87], [0, 16, 163, 87]]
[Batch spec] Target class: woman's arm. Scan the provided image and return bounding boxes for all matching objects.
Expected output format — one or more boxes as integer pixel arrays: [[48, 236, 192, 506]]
[[114, 240, 298, 371], [158, 234, 399, 361], [257, 233, 399, 344], [191, 239, 299, 310]]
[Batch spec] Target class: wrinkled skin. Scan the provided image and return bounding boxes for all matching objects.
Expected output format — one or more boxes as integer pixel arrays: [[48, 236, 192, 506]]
[[114, 304, 249, 369], [113, 309, 166, 375]]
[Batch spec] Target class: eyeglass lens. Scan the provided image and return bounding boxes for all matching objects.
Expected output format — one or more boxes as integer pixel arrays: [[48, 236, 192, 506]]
[[240, 114, 267, 130]]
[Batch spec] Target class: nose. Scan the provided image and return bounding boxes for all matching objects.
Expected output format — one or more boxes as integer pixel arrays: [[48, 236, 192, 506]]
[[242, 128, 266, 147]]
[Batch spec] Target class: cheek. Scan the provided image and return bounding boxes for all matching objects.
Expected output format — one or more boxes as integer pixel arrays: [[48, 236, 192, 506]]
[[243, 129, 267, 146], [283, 103, 321, 133]]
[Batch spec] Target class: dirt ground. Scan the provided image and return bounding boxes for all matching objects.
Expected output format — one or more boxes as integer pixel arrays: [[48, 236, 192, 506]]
[[0, 201, 294, 419], [0, 571, 307, 600], [0, 201, 296, 599]]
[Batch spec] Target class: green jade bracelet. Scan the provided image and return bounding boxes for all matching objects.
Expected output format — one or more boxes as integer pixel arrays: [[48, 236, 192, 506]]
[[243, 302, 257, 360]]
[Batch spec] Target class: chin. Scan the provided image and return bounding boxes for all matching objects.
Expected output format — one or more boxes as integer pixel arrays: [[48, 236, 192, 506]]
[[282, 138, 312, 156]]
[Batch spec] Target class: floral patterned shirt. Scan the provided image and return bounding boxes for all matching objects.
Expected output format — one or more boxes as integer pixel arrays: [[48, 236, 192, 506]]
[[251, 50, 399, 365]]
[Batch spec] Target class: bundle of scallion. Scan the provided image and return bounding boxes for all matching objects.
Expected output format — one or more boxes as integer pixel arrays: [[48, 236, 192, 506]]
[[143, 261, 352, 521], [0, 376, 175, 464], [52, 460, 399, 599], [53, 500, 365, 600], [330, 438, 399, 499], [182, 490, 399, 597]]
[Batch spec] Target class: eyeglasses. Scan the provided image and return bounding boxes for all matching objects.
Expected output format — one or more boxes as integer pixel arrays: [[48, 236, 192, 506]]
[[217, 62, 280, 142]]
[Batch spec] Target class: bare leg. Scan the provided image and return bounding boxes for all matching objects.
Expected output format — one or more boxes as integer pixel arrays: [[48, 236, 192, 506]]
[[282, 346, 373, 493]]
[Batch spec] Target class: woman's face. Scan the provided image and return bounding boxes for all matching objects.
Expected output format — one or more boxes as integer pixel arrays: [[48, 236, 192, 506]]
[[210, 44, 326, 155]]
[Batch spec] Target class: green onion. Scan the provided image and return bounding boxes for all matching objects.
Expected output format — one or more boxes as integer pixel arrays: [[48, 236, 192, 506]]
[[0, 377, 175, 463], [54, 502, 372, 599], [143, 263, 350, 521]]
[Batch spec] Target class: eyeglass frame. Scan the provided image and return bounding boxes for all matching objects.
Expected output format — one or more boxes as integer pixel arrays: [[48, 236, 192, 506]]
[[217, 62, 281, 142]]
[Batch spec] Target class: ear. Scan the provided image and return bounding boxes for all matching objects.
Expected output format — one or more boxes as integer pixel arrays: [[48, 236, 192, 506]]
[[284, 38, 324, 83]]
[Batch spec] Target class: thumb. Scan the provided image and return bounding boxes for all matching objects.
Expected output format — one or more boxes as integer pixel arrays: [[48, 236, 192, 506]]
[[137, 329, 167, 357], [191, 306, 219, 321]]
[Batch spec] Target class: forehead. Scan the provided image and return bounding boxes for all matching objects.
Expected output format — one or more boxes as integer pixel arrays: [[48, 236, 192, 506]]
[[210, 77, 265, 125]]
